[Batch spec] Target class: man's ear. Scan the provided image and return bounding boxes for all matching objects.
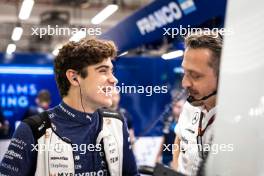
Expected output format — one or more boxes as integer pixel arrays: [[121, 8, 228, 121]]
[[66, 69, 79, 86]]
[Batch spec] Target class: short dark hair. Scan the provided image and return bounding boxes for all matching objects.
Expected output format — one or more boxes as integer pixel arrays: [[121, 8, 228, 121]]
[[184, 31, 223, 76], [54, 38, 117, 97], [37, 89, 51, 103]]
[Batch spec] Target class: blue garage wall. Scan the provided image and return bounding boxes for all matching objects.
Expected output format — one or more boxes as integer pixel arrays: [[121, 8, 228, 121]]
[[0, 73, 61, 135], [0, 53, 60, 137], [113, 56, 183, 136]]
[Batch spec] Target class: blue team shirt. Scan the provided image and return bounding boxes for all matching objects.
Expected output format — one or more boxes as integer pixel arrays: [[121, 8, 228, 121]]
[[0, 101, 138, 176]]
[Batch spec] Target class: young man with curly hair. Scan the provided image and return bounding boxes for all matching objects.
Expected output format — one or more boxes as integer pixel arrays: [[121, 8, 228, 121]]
[[0, 38, 138, 176]]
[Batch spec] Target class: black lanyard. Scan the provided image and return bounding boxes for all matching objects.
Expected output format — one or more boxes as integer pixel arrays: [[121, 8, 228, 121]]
[[198, 112, 215, 137], [196, 112, 215, 159]]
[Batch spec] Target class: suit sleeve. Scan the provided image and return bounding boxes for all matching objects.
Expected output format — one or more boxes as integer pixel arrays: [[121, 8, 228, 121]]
[[0, 122, 37, 176], [122, 120, 139, 176]]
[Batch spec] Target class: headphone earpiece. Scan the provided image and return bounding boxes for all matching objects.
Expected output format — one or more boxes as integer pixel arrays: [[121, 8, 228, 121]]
[[73, 77, 78, 82]]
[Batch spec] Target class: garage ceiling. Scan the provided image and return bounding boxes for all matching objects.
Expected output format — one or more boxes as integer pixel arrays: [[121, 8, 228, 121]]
[[0, 0, 152, 53]]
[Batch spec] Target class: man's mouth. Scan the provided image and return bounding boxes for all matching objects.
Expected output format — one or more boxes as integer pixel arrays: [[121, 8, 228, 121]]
[[187, 89, 199, 97], [101, 86, 114, 96]]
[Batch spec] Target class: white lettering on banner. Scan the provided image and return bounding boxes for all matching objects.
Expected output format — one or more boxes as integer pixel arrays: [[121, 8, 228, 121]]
[[0, 83, 37, 108], [1, 96, 28, 108], [136, 1, 196, 35], [0, 84, 37, 95]]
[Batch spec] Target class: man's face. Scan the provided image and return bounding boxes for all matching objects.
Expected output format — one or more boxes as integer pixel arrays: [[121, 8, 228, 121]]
[[182, 48, 217, 106], [80, 57, 118, 110]]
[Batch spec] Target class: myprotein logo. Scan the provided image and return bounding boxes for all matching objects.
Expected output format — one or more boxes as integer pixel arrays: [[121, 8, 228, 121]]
[[136, 0, 196, 35], [53, 170, 106, 176]]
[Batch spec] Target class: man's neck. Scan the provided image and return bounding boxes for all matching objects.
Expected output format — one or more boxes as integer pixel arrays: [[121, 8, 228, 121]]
[[63, 95, 96, 114], [203, 96, 216, 112]]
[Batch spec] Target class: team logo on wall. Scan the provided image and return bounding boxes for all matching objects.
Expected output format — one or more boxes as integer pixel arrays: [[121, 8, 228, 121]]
[[192, 112, 199, 125]]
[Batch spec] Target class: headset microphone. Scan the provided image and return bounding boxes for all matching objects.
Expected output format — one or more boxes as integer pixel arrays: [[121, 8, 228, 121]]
[[187, 90, 217, 103]]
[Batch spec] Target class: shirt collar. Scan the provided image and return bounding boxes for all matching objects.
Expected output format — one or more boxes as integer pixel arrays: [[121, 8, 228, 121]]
[[57, 101, 99, 124]]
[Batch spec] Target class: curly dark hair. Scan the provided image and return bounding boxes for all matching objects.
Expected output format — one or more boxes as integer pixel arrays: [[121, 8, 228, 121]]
[[54, 38, 117, 97], [185, 31, 223, 77]]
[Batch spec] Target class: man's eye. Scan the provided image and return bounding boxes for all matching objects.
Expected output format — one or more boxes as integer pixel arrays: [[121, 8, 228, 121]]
[[193, 75, 201, 79], [190, 72, 201, 79], [99, 69, 107, 73]]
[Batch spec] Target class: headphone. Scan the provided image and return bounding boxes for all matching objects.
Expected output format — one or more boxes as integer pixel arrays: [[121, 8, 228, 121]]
[[187, 90, 217, 104], [73, 77, 78, 82], [73, 76, 86, 114]]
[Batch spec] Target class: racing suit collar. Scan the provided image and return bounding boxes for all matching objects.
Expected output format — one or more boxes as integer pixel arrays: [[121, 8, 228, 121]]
[[58, 101, 99, 124]]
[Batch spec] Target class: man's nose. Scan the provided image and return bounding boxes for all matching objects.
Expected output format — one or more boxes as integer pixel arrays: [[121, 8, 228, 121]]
[[182, 74, 192, 89], [109, 74, 118, 85]]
